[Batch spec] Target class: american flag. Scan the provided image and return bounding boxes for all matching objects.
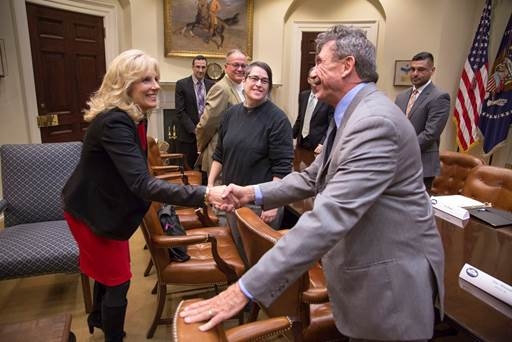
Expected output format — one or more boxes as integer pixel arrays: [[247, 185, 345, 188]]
[[453, 0, 491, 151]]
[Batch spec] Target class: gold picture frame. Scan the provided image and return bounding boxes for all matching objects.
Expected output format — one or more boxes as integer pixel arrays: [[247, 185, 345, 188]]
[[394, 60, 411, 86], [164, 0, 253, 58]]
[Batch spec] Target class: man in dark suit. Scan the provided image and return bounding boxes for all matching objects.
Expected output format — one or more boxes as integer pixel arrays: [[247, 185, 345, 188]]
[[174, 55, 215, 169], [181, 26, 444, 342], [395, 52, 450, 191], [293, 67, 334, 154]]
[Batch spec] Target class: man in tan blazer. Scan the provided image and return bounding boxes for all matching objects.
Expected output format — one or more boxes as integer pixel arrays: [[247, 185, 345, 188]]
[[196, 49, 246, 177], [182, 26, 444, 341]]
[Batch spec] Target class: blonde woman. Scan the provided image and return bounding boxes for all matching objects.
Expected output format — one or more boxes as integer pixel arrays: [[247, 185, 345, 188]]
[[62, 49, 226, 341]]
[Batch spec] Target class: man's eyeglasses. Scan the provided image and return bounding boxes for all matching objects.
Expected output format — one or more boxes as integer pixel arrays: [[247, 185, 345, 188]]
[[226, 63, 247, 69], [246, 75, 270, 85]]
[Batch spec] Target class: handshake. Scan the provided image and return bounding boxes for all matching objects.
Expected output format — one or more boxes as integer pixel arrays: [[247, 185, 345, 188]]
[[206, 184, 255, 212]]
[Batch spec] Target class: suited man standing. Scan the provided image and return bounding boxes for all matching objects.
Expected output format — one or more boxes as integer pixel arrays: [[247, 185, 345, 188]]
[[196, 49, 246, 176], [395, 52, 450, 191], [293, 66, 334, 154], [174, 55, 214, 169], [181, 25, 444, 342]]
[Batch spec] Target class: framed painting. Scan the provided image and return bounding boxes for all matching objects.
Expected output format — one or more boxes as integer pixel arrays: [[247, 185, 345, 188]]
[[164, 0, 253, 58], [394, 60, 411, 86]]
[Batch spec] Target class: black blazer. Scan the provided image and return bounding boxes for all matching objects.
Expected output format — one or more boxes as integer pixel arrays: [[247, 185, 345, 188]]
[[174, 76, 215, 143], [292, 90, 334, 150], [61, 109, 206, 240]]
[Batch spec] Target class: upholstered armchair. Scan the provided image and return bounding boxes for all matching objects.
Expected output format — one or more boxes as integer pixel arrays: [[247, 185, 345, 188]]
[[235, 207, 346, 342], [172, 299, 296, 342], [462, 165, 512, 211], [0, 143, 91, 313], [140, 201, 245, 338], [431, 150, 484, 195]]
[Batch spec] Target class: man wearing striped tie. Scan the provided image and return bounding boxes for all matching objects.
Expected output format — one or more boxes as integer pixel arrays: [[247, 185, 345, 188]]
[[175, 55, 215, 170], [395, 52, 450, 192], [293, 67, 334, 154]]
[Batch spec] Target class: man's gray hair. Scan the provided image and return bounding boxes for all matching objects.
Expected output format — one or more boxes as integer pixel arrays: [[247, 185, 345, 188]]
[[316, 25, 378, 83]]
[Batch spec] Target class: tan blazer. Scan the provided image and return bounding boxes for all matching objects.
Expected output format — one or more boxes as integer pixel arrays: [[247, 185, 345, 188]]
[[196, 75, 242, 173]]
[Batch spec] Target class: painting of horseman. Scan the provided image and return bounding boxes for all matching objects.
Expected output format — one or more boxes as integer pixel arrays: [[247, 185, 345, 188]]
[[165, 0, 253, 58]]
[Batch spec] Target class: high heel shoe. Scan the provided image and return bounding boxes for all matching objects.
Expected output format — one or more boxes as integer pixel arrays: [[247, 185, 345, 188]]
[[87, 313, 102, 334], [87, 313, 126, 337]]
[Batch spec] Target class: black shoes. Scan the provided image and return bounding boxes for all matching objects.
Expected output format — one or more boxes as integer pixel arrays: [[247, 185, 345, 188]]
[[87, 313, 126, 337]]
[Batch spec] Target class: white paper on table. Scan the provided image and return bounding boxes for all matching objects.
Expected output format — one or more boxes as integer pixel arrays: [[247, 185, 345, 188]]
[[459, 263, 512, 307], [431, 195, 487, 209], [433, 202, 469, 220]]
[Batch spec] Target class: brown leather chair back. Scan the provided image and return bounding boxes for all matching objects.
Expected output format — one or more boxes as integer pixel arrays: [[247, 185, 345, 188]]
[[431, 150, 484, 195], [235, 208, 308, 322], [462, 165, 512, 211], [172, 299, 294, 342], [235, 208, 344, 342], [147, 136, 165, 168], [147, 136, 184, 175]]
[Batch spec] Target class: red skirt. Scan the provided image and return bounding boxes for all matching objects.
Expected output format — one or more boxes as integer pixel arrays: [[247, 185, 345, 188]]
[[64, 211, 131, 286]]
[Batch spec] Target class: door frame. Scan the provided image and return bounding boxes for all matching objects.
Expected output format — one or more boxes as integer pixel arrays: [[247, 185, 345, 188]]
[[12, 0, 119, 143], [287, 20, 378, 124]]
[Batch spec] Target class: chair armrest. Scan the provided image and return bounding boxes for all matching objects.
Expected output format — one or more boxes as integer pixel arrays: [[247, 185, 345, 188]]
[[156, 172, 190, 186], [302, 287, 329, 304], [156, 173, 184, 182], [226, 316, 294, 342], [194, 207, 216, 227], [161, 153, 184, 160], [151, 165, 181, 174], [151, 234, 210, 248], [152, 232, 238, 282], [208, 234, 239, 283], [0, 198, 7, 214], [302, 261, 328, 303]]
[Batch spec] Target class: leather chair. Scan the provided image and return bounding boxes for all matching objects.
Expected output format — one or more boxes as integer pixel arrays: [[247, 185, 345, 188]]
[[140, 201, 245, 338], [0, 143, 91, 313], [147, 136, 218, 228], [431, 150, 484, 195], [235, 207, 346, 342], [147, 136, 183, 175], [143, 169, 219, 277], [155, 170, 219, 228], [172, 299, 296, 342], [462, 165, 512, 211]]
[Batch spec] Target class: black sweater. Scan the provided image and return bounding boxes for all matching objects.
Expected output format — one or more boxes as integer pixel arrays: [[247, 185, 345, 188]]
[[213, 100, 293, 186]]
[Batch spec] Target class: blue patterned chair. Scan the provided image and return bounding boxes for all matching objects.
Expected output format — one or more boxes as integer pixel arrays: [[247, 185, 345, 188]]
[[0, 142, 91, 313]]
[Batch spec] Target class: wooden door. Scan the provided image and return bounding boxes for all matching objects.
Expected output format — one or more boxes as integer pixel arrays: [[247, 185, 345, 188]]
[[299, 31, 321, 93], [27, 3, 106, 142]]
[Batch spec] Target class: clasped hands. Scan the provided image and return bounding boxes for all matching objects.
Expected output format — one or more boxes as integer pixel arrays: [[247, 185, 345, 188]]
[[207, 184, 255, 212]]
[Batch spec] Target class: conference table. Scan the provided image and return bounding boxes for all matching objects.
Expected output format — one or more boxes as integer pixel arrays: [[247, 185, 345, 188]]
[[286, 148, 512, 341], [436, 217, 512, 341]]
